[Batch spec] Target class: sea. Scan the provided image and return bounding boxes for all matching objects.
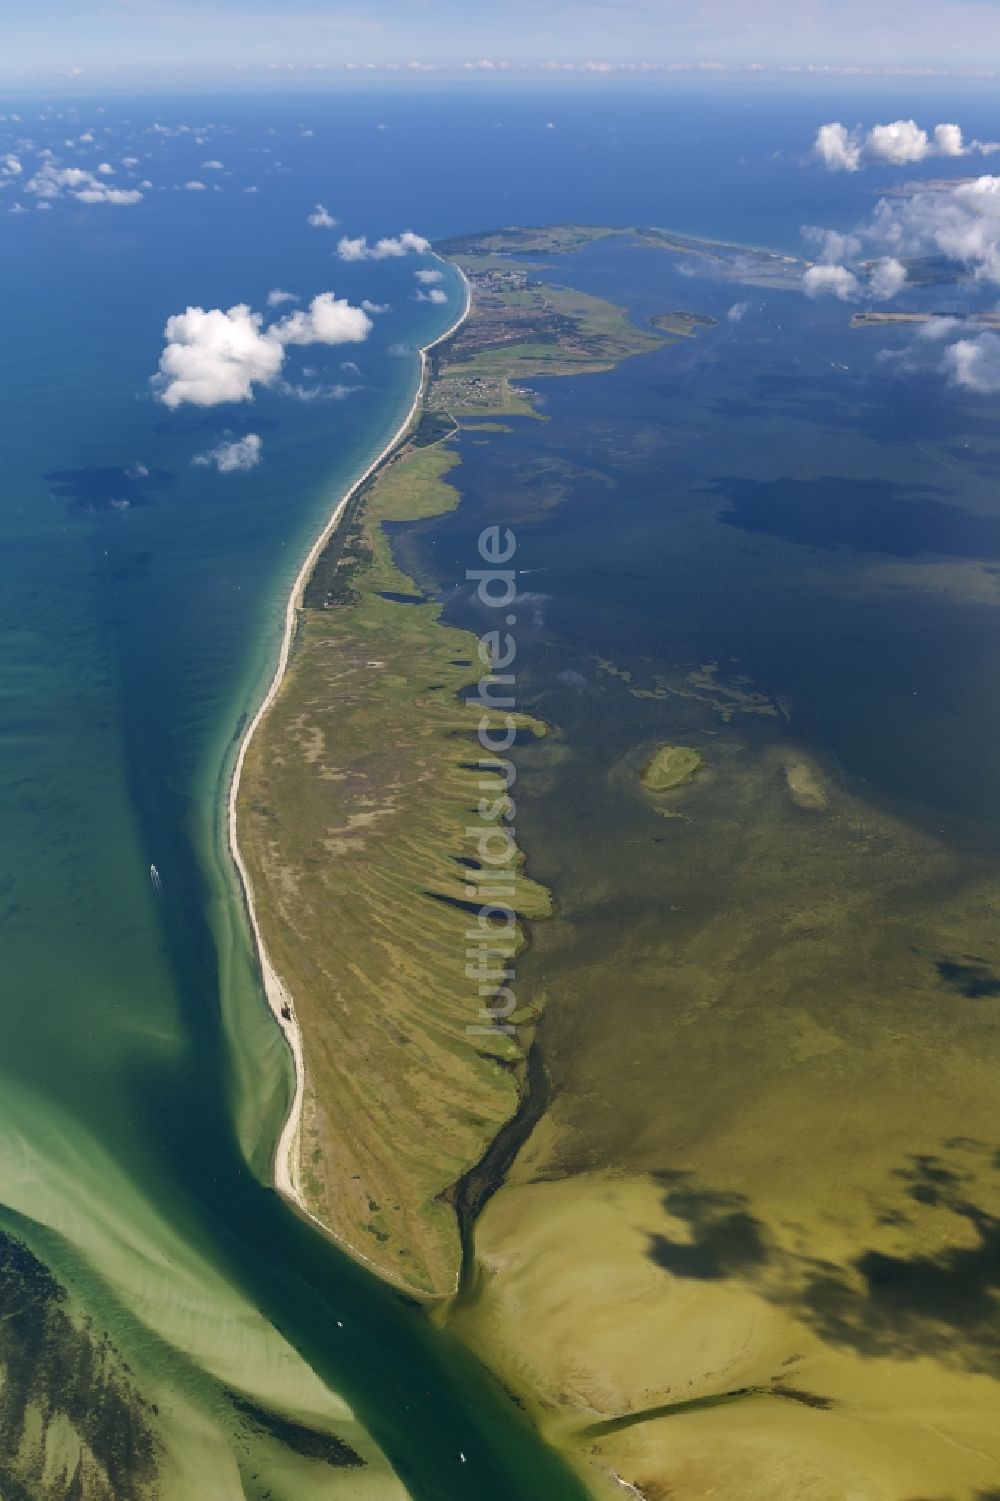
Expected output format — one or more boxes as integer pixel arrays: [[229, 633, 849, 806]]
[[2, 82, 1000, 1498]]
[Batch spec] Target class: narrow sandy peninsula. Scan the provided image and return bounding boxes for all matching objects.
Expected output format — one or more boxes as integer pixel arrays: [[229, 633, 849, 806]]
[[232, 231, 668, 1295], [228, 263, 472, 1229]]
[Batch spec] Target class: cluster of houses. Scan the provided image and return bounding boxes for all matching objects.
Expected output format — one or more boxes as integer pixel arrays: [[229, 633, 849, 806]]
[[465, 266, 530, 295]]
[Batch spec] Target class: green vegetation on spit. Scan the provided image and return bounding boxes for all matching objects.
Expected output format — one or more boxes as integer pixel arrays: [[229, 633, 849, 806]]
[[236, 262, 671, 1299], [427, 268, 665, 419], [240, 443, 550, 1297], [438, 222, 807, 290], [435, 224, 624, 258]]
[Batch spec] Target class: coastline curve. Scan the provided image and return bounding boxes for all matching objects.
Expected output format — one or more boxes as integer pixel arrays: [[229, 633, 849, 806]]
[[226, 260, 472, 1228]]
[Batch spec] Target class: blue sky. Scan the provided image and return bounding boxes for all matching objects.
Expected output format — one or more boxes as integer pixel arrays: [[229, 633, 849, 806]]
[[7, 0, 1000, 86]]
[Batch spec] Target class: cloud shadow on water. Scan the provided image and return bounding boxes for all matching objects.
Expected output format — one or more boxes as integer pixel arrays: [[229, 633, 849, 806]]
[[44, 466, 176, 515], [647, 1142, 1000, 1373]]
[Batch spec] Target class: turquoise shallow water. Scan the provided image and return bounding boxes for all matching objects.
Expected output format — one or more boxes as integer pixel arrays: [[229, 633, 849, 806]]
[[2, 84, 1000, 1496], [0, 97, 602, 1498]]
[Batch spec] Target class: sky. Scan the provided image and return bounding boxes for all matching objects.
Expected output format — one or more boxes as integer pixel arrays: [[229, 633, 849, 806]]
[[7, 0, 1000, 88]]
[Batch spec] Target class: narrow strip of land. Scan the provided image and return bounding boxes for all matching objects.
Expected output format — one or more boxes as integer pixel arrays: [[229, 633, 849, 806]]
[[234, 237, 673, 1294], [228, 266, 472, 1246]]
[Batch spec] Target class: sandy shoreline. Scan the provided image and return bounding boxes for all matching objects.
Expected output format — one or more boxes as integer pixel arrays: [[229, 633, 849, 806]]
[[227, 259, 471, 1221]]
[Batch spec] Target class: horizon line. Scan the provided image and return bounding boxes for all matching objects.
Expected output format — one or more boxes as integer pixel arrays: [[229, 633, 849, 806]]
[[5, 59, 1000, 94]]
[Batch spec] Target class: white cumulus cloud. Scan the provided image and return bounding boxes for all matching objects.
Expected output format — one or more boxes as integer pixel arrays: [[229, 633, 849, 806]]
[[933, 123, 965, 158], [271, 292, 373, 347], [814, 122, 861, 172], [803, 264, 861, 300], [193, 433, 263, 472], [917, 316, 963, 340], [943, 331, 1000, 392], [307, 202, 337, 228], [337, 236, 368, 261], [337, 230, 431, 261], [26, 161, 142, 204], [266, 287, 298, 306], [153, 293, 372, 408], [814, 119, 984, 172], [868, 175, 1000, 282], [803, 225, 863, 263], [155, 305, 285, 408], [868, 256, 908, 298], [76, 185, 142, 204], [865, 120, 932, 165], [799, 161, 1000, 351]]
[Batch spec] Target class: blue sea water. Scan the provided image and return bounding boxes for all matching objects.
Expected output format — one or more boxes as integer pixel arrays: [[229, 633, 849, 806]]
[[2, 83, 1000, 1496]]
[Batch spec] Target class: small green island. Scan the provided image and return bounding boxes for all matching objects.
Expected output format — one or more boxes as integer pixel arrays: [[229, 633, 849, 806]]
[[650, 310, 719, 336], [640, 744, 705, 791]]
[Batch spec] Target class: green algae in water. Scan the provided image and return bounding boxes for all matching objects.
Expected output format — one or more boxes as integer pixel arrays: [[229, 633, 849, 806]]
[[227, 1394, 364, 1469], [640, 745, 705, 792]]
